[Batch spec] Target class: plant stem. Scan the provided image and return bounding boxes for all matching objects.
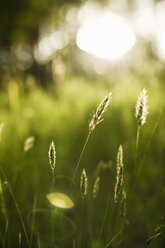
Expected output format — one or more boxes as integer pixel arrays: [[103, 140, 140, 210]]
[[73, 132, 91, 180], [0, 167, 29, 244], [136, 110, 163, 179], [52, 208, 57, 247], [19, 232, 21, 248], [30, 195, 37, 248], [52, 171, 55, 185], [73, 239, 76, 248], [3, 219, 8, 248], [135, 126, 140, 172], [128, 110, 163, 208], [127, 126, 141, 208], [37, 235, 41, 248], [97, 194, 110, 242], [104, 230, 121, 248], [52, 211, 54, 247]]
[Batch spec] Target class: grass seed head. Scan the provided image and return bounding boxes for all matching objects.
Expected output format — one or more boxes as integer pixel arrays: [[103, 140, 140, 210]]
[[80, 169, 88, 199], [48, 141, 56, 173], [24, 136, 35, 152], [93, 176, 100, 199], [89, 92, 112, 132], [114, 145, 124, 203], [136, 88, 149, 127]]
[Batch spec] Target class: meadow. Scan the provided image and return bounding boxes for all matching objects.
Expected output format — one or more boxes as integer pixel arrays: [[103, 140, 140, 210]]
[[0, 74, 165, 248]]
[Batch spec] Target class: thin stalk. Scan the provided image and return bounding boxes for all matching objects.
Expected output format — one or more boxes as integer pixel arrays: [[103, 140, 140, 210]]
[[97, 194, 110, 242], [104, 231, 121, 248], [73, 132, 91, 180], [137, 110, 163, 178], [128, 126, 140, 201], [0, 167, 29, 244], [0, 177, 8, 246], [37, 235, 41, 248], [115, 236, 127, 248], [128, 110, 163, 208], [3, 219, 8, 248], [19, 232, 21, 248], [30, 195, 37, 248], [107, 202, 117, 241], [81, 198, 91, 248], [52, 208, 57, 247], [135, 126, 140, 171], [12, 154, 25, 186], [52, 210, 54, 247], [52, 172, 55, 185]]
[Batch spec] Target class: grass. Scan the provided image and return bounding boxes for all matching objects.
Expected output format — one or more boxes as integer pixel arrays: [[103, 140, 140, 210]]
[[0, 76, 165, 247]]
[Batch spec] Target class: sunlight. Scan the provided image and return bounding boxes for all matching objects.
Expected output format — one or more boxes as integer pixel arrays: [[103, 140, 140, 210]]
[[155, 0, 165, 61], [76, 11, 136, 60], [34, 31, 69, 64], [46, 192, 74, 209]]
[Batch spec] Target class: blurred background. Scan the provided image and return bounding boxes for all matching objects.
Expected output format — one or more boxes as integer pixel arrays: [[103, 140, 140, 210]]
[[0, 0, 165, 247]]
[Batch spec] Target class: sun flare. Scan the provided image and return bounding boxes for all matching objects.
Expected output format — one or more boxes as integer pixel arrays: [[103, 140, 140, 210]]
[[76, 11, 136, 60], [46, 192, 74, 209]]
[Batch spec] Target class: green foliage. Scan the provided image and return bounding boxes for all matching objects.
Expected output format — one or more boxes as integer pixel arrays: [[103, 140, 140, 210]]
[[147, 215, 165, 247], [0, 76, 165, 247]]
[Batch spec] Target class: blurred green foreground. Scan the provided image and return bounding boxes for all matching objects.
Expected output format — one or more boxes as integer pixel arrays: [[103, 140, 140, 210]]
[[0, 74, 165, 248]]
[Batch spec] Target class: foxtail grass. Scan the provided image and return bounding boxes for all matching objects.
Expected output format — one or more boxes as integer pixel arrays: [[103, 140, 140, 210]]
[[128, 109, 163, 209], [93, 176, 100, 199], [114, 145, 124, 204], [135, 88, 148, 127], [73, 92, 112, 180], [89, 92, 112, 132], [24, 136, 35, 152], [48, 141, 56, 184], [135, 89, 149, 168], [80, 169, 88, 200]]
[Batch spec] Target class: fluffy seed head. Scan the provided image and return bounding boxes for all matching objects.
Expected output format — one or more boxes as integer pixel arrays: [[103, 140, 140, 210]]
[[48, 141, 56, 172], [136, 88, 149, 127], [89, 92, 112, 132], [93, 176, 100, 199], [80, 169, 87, 199], [24, 136, 35, 152], [114, 145, 124, 203]]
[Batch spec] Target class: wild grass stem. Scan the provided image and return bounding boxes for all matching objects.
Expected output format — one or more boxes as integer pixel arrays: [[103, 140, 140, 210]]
[[104, 230, 121, 248], [73, 132, 91, 180], [136, 110, 163, 179], [19, 232, 21, 248], [135, 126, 140, 168], [0, 167, 29, 244], [128, 110, 163, 208], [97, 194, 110, 242], [30, 195, 37, 248], [37, 235, 41, 248], [3, 219, 8, 248]]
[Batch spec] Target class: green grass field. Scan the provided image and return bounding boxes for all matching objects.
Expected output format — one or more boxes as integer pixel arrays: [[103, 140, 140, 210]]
[[0, 75, 165, 248]]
